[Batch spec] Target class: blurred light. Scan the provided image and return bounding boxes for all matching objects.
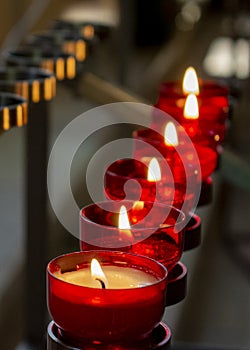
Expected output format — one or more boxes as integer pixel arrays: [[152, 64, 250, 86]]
[[203, 36, 250, 79], [181, 1, 201, 23], [235, 14, 250, 37], [147, 158, 161, 182], [164, 122, 179, 146], [61, 1, 118, 27], [203, 37, 235, 78], [183, 67, 199, 95], [175, 0, 202, 31], [235, 39, 250, 79], [175, 13, 194, 31], [184, 94, 199, 120]]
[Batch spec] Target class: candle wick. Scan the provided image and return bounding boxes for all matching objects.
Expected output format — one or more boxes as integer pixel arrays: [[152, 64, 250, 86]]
[[95, 278, 106, 289]]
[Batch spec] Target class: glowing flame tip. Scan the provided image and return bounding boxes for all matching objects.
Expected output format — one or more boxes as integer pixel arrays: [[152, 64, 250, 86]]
[[164, 122, 179, 147], [118, 205, 131, 230], [147, 158, 161, 182], [91, 258, 108, 288], [184, 94, 199, 119], [183, 66, 199, 95]]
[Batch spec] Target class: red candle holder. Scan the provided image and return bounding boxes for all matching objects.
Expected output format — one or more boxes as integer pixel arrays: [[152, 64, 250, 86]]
[[105, 159, 201, 251], [105, 157, 197, 222], [152, 102, 227, 148], [80, 200, 185, 272], [105, 158, 198, 209], [158, 80, 229, 111], [133, 128, 217, 181], [47, 251, 168, 346], [133, 128, 216, 208]]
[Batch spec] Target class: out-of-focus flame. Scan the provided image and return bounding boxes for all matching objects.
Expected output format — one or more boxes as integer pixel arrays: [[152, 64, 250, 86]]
[[164, 122, 179, 146], [147, 158, 161, 182], [184, 94, 199, 119], [183, 66, 199, 95]]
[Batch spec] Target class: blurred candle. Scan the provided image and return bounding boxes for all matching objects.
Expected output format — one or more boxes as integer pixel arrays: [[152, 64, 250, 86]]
[[80, 200, 185, 271], [156, 66, 229, 116], [182, 67, 199, 95]]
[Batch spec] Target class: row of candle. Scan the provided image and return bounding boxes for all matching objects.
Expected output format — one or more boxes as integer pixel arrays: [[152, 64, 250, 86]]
[[79, 68, 230, 274], [0, 16, 229, 348], [47, 63, 230, 348]]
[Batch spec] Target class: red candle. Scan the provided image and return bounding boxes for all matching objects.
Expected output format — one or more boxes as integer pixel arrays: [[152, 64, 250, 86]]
[[47, 251, 168, 346], [104, 158, 198, 220], [105, 158, 202, 250], [80, 200, 185, 272], [157, 66, 229, 112], [133, 126, 217, 181], [154, 93, 226, 149]]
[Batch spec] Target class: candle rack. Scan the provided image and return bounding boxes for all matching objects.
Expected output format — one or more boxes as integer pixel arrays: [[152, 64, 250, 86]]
[[51, 19, 112, 41], [0, 65, 56, 348], [5, 49, 77, 81], [0, 92, 28, 131], [0, 66, 56, 103], [25, 30, 92, 64]]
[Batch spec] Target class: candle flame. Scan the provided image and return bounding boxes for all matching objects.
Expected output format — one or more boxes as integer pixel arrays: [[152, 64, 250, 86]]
[[182, 67, 199, 95], [184, 94, 199, 119], [147, 158, 161, 182], [91, 258, 108, 288], [119, 205, 131, 229], [118, 205, 133, 241], [164, 122, 179, 146]]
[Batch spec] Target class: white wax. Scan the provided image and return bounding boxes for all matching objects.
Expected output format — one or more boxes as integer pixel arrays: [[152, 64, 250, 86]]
[[54, 266, 158, 289]]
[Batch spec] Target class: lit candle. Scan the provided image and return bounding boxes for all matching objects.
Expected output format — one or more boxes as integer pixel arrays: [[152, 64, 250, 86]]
[[182, 66, 199, 95], [156, 66, 229, 121], [105, 157, 178, 210], [105, 156, 196, 214], [80, 200, 185, 271], [104, 155, 202, 250], [118, 205, 133, 244], [184, 94, 199, 119], [54, 257, 157, 289], [47, 251, 168, 345], [133, 123, 216, 181], [152, 88, 226, 151], [183, 93, 199, 137]]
